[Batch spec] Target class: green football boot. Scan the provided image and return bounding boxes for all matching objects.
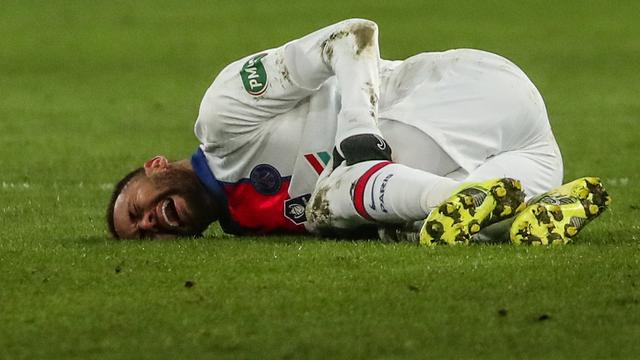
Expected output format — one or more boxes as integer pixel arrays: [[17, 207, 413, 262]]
[[509, 177, 611, 245], [420, 178, 526, 246]]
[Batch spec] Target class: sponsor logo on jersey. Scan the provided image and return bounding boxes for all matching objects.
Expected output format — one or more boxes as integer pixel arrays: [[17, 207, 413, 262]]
[[241, 53, 268, 96], [304, 151, 331, 175], [249, 164, 282, 195], [284, 194, 311, 225]]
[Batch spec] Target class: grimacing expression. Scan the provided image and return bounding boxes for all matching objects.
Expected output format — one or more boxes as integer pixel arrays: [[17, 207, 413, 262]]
[[112, 160, 215, 239]]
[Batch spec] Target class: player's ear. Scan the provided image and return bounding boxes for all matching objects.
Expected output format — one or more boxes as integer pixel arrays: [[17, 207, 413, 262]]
[[143, 155, 170, 176]]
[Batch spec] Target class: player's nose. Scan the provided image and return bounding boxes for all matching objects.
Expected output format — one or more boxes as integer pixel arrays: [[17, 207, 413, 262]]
[[138, 209, 158, 230]]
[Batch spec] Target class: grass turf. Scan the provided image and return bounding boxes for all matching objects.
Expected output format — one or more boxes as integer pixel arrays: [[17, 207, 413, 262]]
[[1, 0, 639, 358]]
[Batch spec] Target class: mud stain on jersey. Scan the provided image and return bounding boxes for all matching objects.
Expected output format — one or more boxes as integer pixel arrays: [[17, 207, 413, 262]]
[[366, 81, 378, 105], [352, 23, 374, 55], [365, 81, 378, 119], [324, 46, 334, 63], [275, 53, 292, 87], [321, 22, 375, 63], [321, 31, 349, 64]]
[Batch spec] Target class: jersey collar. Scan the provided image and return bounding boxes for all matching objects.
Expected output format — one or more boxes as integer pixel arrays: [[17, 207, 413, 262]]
[[190, 147, 245, 235], [191, 147, 226, 202]]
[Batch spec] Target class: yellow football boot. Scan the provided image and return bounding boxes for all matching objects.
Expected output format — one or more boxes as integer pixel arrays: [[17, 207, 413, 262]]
[[420, 178, 526, 246], [509, 177, 611, 245], [529, 177, 611, 213]]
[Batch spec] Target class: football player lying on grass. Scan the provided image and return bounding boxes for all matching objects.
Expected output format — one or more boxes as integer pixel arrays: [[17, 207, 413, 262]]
[[107, 19, 610, 244]]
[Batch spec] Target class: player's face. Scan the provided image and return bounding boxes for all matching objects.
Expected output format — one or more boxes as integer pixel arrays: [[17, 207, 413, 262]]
[[112, 157, 216, 239]]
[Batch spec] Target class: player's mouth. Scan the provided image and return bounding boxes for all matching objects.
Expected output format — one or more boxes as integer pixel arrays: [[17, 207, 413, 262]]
[[156, 196, 186, 229]]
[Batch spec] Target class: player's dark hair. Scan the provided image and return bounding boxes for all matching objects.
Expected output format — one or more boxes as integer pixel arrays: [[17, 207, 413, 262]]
[[106, 167, 144, 239]]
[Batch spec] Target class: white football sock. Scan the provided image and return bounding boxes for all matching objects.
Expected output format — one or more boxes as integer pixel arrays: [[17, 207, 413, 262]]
[[357, 163, 460, 222]]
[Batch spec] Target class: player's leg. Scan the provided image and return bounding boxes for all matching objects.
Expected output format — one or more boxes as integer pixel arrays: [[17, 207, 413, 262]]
[[462, 143, 611, 245], [305, 159, 461, 235], [379, 120, 531, 245], [308, 50, 570, 242], [305, 155, 527, 244], [306, 121, 534, 240], [315, 49, 539, 233], [378, 120, 461, 176], [410, 127, 560, 245], [459, 131, 564, 200]]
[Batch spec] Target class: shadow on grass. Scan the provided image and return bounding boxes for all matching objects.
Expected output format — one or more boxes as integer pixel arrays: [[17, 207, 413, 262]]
[[67, 223, 383, 247], [69, 234, 206, 246]]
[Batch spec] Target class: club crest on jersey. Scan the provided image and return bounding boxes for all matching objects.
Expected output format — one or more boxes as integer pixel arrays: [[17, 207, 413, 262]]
[[304, 151, 331, 175], [284, 194, 311, 225], [249, 164, 282, 195], [241, 53, 268, 96]]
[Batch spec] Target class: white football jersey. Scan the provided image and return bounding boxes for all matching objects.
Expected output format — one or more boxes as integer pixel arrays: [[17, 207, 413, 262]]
[[192, 19, 560, 233]]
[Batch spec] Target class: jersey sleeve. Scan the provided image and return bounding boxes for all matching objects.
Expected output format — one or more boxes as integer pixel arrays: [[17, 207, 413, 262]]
[[195, 18, 382, 157]]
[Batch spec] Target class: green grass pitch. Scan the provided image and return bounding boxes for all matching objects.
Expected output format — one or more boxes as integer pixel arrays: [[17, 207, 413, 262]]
[[1, 1, 639, 358]]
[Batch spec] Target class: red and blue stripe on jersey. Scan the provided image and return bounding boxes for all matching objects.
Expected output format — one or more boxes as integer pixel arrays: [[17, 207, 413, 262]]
[[191, 148, 306, 235]]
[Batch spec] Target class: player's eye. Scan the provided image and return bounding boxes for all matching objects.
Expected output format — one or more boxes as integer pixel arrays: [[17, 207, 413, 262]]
[[129, 204, 141, 221]]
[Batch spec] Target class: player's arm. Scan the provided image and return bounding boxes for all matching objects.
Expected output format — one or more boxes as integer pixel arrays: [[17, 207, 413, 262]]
[[196, 19, 384, 156], [284, 18, 384, 153], [283, 18, 391, 166]]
